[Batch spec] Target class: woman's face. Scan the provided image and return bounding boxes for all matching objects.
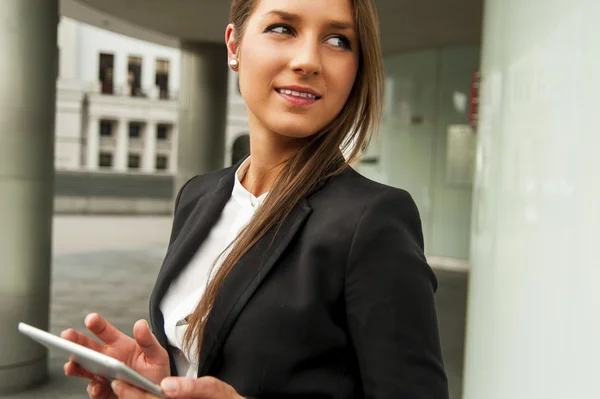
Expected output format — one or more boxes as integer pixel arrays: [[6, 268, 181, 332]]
[[227, 0, 359, 139]]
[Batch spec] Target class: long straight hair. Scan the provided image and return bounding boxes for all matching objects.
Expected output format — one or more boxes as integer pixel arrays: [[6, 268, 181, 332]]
[[183, 0, 384, 358]]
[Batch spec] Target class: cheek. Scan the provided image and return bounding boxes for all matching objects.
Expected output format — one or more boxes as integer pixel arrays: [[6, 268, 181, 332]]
[[239, 68, 275, 113], [326, 64, 358, 108], [239, 42, 283, 93], [239, 69, 276, 108]]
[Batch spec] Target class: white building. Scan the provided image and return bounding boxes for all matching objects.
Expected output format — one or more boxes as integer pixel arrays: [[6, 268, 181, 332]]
[[56, 16, 180, 172], [54, 16, 250, 213]]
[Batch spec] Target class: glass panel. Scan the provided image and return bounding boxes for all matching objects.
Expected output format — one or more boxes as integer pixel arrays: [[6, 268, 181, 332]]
[[156, 155, 168, 170], [99, 152, 112, 168], [128, 55, 143, 97], [128, 154, 141, 169]]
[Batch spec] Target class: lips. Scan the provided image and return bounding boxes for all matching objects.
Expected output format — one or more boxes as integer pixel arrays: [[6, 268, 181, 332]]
[[275, 86, 322, 100], [275, 89, 320, 107]]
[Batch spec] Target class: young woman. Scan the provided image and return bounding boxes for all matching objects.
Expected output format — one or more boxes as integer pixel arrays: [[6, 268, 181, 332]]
[[62, 0, 449, 397]]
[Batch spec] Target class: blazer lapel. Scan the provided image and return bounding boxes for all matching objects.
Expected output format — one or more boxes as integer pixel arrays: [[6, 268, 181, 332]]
[[197, 198, 312, 377], [149, 169, 235, 353]]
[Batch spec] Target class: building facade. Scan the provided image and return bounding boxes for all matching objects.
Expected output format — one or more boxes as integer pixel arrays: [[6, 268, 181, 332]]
[[55, 17, 180, 172], [54, 16, 251, 214]]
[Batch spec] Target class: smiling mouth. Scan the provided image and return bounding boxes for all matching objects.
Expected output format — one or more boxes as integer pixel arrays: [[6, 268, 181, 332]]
[[275, 88, 322, 100]]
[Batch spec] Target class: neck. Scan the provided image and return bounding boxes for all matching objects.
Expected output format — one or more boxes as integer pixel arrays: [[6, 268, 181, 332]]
[[242, 116, 306, 197]]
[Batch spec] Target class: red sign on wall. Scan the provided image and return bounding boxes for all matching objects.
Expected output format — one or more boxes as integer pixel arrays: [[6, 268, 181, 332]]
[[469, 71, 480, 131]]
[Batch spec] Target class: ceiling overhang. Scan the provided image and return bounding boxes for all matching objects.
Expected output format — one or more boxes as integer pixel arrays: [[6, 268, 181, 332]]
[[61, 0, 483, 54]]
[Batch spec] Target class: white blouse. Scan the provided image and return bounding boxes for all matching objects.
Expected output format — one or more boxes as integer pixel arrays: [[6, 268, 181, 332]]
[[159, 158, 267, 378]]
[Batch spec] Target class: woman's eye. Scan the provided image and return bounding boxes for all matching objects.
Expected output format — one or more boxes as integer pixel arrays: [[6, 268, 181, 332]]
[[266, 24, 293, 35], [327, 36, 352, 50]]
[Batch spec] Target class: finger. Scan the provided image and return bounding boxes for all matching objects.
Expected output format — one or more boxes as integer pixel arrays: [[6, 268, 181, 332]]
[[87, 381, 115, 399], [161, 376, 235, 399], [85, 313, 126, 346], [61, 328, 105, 353], [87, 381, 103, 398], [87, 381, 106, 398], [87, 381, 96, 397], [111, 380, 160, 399], [65, 361, 111, 385], [133, 320, 168, 364], [64, 361, 96, 380]]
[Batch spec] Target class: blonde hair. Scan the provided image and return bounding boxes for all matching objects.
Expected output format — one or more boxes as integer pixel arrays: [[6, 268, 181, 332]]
[[183, 0, 384, 357]]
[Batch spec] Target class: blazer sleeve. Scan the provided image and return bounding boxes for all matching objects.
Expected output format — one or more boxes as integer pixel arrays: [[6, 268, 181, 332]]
[[345, 188, 449, 399]]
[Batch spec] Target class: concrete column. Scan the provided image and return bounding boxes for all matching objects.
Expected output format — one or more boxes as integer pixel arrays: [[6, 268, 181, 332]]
[[177, 41, 228, 189], [86, 116, 100, 170], [0, 0, 58, 394], [143, 122, 157, 172], [114, 118, 129, 171], [464, 0, 600, 398]]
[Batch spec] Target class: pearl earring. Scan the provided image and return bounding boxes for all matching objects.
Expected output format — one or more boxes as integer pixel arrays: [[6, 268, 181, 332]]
[[229, 59, 239, 70]]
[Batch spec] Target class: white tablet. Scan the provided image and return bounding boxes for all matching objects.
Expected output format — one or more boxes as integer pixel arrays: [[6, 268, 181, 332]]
[[18, 322, 167, 398]]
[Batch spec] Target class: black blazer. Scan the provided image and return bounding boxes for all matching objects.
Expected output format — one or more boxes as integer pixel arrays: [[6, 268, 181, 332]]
[[149, 159, 448, 399]]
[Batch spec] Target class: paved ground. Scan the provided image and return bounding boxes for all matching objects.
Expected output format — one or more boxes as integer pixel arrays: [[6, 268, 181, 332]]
[[51, 215, 173, 256], [2, 216, 467, 399]]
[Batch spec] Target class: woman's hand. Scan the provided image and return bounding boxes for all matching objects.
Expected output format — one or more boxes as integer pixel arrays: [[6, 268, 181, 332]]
[[61, 313, 170, 399], [110, 376, 244, 399]]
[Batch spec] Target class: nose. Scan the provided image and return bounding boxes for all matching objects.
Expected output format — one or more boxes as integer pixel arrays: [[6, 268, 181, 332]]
[[289, 38, 321, 76]]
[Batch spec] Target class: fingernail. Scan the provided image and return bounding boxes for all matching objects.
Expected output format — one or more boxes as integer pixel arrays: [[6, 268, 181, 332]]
[[161, 379, 178, 393], [111, 380, 120, 393], [85, 313, 94, 325]]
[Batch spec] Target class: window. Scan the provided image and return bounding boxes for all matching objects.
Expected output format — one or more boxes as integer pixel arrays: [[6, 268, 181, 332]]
[[99, 53, 114, 95], [157, 124, 169, 140], [128, 154, 141, 169], [156, 155, 168, 170], [129, 122, 142, 138], [99, 152, 113, 168], [99, 120, 113, 137], [155, 59, 170, 100], [128, 55, 143, 97]]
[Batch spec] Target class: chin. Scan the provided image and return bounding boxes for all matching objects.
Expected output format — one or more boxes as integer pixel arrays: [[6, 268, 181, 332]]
[[269, 116, 327, 140], [273, 125, 320, 140]]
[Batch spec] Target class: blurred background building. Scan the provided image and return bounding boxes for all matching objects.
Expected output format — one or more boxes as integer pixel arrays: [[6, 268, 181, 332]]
[[3, 0, 599, 398], [53, 15, 251, 215]]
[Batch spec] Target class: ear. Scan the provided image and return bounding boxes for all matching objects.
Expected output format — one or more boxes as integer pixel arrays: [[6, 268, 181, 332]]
[[225, 24, 239, 63]]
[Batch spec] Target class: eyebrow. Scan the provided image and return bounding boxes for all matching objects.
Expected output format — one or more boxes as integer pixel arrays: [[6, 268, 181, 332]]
[[265, 10, 355, 31]]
